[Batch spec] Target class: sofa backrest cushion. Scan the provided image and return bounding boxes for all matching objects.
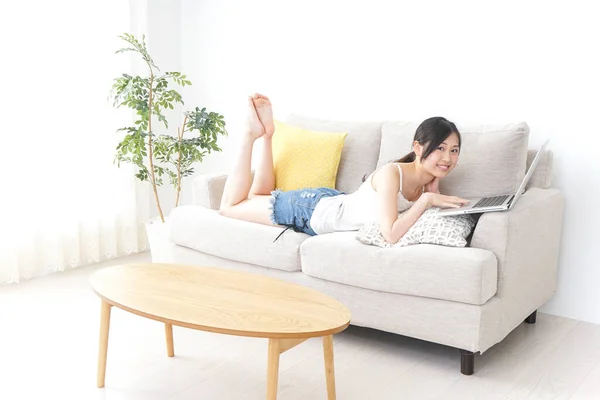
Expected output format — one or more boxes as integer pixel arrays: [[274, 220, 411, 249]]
[[377, 121, 530, 198], [526, 149, 553, 189], [284, 114, 383, 194]]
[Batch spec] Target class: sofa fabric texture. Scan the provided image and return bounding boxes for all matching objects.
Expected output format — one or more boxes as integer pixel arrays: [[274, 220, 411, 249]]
[[526, 148, 553, 189], [169, 206, 307, 272], [299, 232, 497, 305]]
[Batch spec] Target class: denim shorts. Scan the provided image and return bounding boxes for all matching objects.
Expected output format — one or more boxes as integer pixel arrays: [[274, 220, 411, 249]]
[[269, 187, 343, 237]]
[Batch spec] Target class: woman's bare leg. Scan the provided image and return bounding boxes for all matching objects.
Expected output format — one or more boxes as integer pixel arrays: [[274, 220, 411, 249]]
[[220, 96, 265, 209], [219, 95, 277, 227], [249, 93, 276, 197], [220, 194, 274, 226]]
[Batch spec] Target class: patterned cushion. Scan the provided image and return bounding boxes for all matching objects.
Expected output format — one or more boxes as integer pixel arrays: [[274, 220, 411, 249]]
[[272, 120, 348, 191], [356, 208, 477, 248]]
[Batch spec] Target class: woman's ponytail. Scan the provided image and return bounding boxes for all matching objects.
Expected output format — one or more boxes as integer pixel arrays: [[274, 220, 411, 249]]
[[395, 151, 416, 163]]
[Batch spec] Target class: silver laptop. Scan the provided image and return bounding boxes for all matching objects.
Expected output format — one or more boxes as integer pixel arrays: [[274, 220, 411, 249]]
[[438, 140, 549, 217]]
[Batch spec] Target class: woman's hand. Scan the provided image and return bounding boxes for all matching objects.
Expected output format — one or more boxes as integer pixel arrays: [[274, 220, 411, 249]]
[[419, 192, 469, 209], [424, 177, 440, 194]]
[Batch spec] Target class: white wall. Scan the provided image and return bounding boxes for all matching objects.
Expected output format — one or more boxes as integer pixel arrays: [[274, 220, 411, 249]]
[[175, 0, 600, 323]]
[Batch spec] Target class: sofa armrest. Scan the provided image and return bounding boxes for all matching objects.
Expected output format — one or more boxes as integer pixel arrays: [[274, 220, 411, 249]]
[[470, 188, 564, 301], [192, 170, 258, 209], [192, 172, 229, 209]]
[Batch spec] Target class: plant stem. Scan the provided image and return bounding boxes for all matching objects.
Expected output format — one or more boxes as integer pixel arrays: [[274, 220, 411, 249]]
[[146, 67, 165, 223], [174, 115, 188, 208]]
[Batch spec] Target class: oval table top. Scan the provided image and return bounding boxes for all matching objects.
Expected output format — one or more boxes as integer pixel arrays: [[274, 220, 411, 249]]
[[90, 263, 351, 339]]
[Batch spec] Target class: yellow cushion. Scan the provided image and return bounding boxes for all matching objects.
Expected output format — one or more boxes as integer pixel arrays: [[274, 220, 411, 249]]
[[272, 120, 348, 191]]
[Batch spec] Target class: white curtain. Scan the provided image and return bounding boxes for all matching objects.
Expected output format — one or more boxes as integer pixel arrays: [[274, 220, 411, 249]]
[[0, 1, 150, 284]]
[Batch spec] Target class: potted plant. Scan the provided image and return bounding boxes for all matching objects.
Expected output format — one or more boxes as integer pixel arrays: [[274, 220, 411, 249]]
[[109, 33, 227, 251]]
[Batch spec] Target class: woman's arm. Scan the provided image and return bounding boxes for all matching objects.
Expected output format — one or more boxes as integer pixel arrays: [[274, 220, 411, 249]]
[[373, 165, 468, 244], [424, 176, 440, 194], [373, 165, 420, 243], [380, 196, 430, 244]]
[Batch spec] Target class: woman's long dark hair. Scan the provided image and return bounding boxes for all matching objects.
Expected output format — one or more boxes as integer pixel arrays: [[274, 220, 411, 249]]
[[395, 117, 461, 163], [362, 117, 461, 182]]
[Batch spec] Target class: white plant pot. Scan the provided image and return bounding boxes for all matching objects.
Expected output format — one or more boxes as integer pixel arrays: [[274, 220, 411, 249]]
[[145, 217, 175, 263]]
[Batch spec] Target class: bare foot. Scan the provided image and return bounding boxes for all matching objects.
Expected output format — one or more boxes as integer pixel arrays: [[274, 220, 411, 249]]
[[252, 93, 275, 138], [245, 96, 265, 140]]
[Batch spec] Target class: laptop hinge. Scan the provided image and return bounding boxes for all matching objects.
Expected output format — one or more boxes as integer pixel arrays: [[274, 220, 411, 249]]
[[507, 195, 516, 207]]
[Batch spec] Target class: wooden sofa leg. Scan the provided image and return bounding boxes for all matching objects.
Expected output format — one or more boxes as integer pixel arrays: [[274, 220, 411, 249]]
[[460, 350, 475, 375], [525, 310, 537, 324]]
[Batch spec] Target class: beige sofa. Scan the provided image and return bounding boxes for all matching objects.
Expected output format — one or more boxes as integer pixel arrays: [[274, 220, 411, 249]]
[[153, 115, 564, 375]]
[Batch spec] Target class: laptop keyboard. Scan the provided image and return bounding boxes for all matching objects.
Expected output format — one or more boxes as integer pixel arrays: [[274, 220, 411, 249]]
[[472, 195, 511, 209]]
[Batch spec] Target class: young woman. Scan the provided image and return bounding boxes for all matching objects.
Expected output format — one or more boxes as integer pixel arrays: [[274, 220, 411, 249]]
[[219, 93, 469, 244]]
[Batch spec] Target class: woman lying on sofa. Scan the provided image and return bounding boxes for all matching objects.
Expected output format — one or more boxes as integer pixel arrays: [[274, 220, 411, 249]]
[[219, 93, 469, 244]]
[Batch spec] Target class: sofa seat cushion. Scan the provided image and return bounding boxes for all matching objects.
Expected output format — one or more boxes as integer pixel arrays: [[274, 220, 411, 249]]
[[169, 205, 309, 272], [300, 232, 498, 305]]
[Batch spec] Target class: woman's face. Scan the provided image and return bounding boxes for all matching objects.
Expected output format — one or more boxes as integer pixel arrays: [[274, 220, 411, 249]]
[[420, 133, 461, 178]]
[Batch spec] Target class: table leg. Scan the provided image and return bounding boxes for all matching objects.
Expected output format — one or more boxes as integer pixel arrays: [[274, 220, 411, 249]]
[[323, 335, 336, 400], [266, 338, 281, 400], [165, 323, 174, 357], [97, 300, 112, 388]]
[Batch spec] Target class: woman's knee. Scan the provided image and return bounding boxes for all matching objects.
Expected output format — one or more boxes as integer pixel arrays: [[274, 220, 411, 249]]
[[219, 195, 245, 212], [218, 205, 232, 217]]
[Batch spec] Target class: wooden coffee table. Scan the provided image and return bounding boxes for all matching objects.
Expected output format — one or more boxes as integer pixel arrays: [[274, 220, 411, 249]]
[[90, 263, 351, 399]]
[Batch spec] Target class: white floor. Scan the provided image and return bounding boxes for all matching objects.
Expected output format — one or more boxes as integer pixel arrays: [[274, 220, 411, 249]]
[[1, 253, 600, 400]]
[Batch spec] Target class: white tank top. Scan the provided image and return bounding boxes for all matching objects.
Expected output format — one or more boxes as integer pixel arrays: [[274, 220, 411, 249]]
[[310, 163, 416, 235]]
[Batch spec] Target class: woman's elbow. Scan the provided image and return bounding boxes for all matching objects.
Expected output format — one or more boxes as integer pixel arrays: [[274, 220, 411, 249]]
[[379, 227, 399, 244]]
